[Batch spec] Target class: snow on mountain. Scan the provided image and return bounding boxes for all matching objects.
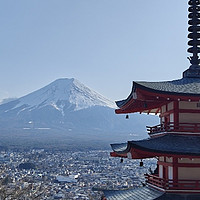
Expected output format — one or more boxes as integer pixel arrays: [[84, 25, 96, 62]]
[[8, 78, 116, 114], [0, 98, 18, 105], [0, 78, 159, 149]]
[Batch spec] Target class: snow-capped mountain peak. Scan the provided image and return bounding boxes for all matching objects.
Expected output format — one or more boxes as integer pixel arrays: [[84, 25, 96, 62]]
[[0, 78, 158, 147], [11, 78, 116, 112]]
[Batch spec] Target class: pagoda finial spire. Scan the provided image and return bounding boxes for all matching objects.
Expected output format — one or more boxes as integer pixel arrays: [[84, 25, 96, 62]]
[[183, 0, 200, 78]]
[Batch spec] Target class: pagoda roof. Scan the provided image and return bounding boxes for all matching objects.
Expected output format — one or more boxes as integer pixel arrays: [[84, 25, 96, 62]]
[[116, 77, 200, 114], [102, 185, 164, 200], [111, 134, 200, 157], [136, 78, 200, 94]]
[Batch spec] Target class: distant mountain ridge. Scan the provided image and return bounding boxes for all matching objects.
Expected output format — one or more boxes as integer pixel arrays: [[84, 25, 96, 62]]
[[5, 78, 116, 114], [0, 78, 158, 150]]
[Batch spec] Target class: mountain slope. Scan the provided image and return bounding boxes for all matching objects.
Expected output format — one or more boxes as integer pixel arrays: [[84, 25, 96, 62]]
[[3, 78, 115, 113], [0, 78, 159, 150]]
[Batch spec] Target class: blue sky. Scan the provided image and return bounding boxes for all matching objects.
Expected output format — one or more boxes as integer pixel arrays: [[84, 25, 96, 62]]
[[0, 0, 189, 102]]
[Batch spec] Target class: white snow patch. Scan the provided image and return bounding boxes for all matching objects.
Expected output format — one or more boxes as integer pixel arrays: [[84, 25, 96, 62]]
[[5, 78, 116, 114], [35, 128, 50, 130]]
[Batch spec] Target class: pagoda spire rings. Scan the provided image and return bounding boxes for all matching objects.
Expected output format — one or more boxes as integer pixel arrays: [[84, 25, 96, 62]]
[[188, 0, 200, 66], [183, 0, 200, 78]]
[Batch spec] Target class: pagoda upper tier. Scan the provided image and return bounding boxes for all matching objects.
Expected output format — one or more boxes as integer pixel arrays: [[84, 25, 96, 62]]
[[116, 77, 200, 114]]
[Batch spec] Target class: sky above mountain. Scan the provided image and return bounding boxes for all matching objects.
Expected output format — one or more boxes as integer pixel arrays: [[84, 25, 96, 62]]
[[0, 0, 189, 103]]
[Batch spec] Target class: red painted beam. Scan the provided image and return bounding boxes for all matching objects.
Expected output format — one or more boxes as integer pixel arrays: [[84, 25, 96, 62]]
[[116, 86, 200, 114]]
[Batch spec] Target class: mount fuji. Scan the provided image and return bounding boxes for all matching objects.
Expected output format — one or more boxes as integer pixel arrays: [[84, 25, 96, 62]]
[[0, 78, 158, 150]]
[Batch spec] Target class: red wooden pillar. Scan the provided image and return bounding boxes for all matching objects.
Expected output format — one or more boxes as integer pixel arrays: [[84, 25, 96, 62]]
[[163, 157, 166, 179], [173, 157, 178, 188], [174, 101, 179, 130]]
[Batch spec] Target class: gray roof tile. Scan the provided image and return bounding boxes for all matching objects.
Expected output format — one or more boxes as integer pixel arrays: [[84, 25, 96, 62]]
[[111, 134, 200, 156], [136, 78, 200, 95], [103, 186, 164, 200]]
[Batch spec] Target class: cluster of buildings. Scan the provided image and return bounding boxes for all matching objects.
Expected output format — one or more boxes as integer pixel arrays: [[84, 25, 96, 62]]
[[0, 149, 156, 199]]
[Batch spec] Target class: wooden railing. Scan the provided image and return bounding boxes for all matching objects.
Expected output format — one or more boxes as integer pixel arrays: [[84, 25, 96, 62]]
[[146, 122, 200, 134], [145, 174, 200, 190]]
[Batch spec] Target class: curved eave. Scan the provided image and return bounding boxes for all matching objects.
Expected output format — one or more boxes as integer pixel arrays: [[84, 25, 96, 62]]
[[135, 82, 200, 97], [110, 141, 154, 159], [111, 144, 200, 159], [115, 82, 135, 108], [130, 142, 200, 158], [111, 135, 200, 159], [115, 81, 200, 114], [115, 99, 164, 114], [110, 142, 131, 154]]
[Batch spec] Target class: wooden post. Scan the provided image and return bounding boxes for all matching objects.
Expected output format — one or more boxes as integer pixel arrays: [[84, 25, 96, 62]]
[[174, 101, 179, 131], [173, 157, 178, 188]]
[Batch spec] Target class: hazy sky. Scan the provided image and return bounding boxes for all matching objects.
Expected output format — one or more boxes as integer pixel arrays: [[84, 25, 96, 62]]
[[0, 0, 189, 102]]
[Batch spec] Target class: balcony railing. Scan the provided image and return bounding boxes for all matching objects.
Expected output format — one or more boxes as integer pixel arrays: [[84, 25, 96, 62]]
[[146, 122, 200, 135], [145, 174, 200, 190]]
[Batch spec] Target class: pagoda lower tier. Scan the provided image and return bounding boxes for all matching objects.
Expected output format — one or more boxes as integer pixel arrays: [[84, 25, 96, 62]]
[[110, 133, 200, 193]]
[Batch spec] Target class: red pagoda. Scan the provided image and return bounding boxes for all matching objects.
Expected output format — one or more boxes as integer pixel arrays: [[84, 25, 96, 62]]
[[105, 0, 200, 199]]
